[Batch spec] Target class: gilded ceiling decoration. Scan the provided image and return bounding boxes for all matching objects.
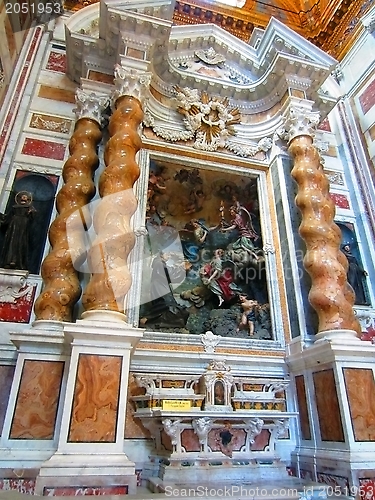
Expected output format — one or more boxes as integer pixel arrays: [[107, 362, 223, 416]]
[[63, 0, 374, 60]]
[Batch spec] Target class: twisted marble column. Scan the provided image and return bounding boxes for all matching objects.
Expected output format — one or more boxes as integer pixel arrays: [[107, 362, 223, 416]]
[[34, 90, 108, 322], [285, 105, 361, 336], [81, 66, 151, 318]]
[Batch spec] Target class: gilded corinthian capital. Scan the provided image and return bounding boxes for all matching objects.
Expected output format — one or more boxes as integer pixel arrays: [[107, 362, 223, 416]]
[[280, 102, 320, 142], [112, 64, 152, 104], [74, 89, 109, 125]]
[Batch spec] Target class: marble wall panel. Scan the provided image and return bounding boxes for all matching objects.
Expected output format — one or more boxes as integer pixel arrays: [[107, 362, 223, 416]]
[[21, 138, 65, 160], [330, 193, 350, 209], [0, 28, 42, 164], [316, 472, 349, 494], [0, 285, 36, 323], [87, 71, 114, 85], [10, 360, 64, 439], [0, 478, 35, 494], [295, 374, 311, 440], [30, 113, 72, 134], [324, 170, 344, 186], [359, 478, 375, 500], [45, 52, 66, 73], [359, 79, 375, 115], [38, 85, 76, 104], [67, 354, 122, 443], [318, 117, 331, 132], [0, 365, 15, 435], [343, 367, 375, 441], [313, 369, 345, 442]]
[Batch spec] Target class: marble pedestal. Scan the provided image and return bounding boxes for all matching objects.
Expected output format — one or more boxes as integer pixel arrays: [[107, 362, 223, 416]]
[[286, 330, 375, 494], [35, 314, 143, 496]]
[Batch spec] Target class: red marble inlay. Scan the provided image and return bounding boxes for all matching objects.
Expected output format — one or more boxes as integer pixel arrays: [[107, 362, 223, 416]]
[[0, 479, 36, 494], [46, 52, 66, 73], [0, 285, 36, 323], [361, 325, 375, 342], [0, 28, 43, 166], [318, 117, 331, 132], [42, 485, 128, 496], [359, 79, 375, 115], [330, 192, 350, 209], [21, 138, 65, 160], [359, 478, 375, 500]]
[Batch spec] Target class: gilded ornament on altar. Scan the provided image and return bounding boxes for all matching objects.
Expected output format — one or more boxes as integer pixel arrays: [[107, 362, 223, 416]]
[[174, 86, 241, 151]]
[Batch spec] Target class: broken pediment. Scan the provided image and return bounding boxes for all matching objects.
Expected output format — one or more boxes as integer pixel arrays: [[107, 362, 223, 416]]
[[65, 0, 340, 125]]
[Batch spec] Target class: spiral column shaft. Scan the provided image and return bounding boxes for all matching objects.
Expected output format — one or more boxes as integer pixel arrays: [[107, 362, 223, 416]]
[[288, 131, 361, 336], [34, 91, 108, 322], [81, 68, 151, 316]]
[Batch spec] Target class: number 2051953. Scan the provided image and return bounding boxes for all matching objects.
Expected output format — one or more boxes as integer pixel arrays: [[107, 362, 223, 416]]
[[5, 2, 63, 15]]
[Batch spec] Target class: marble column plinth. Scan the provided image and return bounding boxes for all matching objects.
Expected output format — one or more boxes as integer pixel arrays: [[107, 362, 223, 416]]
[[286, 335, 375, 492], [35, 453, 137, 495], [0, 323, 67, 471], [35, 319, 143, 495]]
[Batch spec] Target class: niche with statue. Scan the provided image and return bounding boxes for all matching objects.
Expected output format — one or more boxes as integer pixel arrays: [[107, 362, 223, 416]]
[[0, 171, 58, 274]]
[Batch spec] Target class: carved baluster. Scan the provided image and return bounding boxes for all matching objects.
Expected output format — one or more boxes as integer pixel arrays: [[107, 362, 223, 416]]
[[192, 417, 213, 452], [34, 91, 108, 322], [81, 66, 151, 318], [285, 104, 361, 337]]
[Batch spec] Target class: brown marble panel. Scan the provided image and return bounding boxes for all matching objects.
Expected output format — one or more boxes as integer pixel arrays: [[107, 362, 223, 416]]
[[250, 429, 270, 451], [38, 85, 76, 103], [0, 365, 15, 435], [10, 360, 64, 439], [181, 428, 200, 452], [87, 71, 114, 85], [68, 354, 122, 443], [343, 367, 375, 441], [313, 369, 345, 442], [295, 374, 311, 440]]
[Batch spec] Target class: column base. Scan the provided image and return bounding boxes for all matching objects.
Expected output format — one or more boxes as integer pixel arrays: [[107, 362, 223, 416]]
[[81, 310, 128, 323], [314, 328, 361, 344], [35, 453, 137, 495]]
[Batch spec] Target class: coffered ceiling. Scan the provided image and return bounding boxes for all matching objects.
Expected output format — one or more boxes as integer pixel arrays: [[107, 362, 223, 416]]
[[63, 0, 373, 59]]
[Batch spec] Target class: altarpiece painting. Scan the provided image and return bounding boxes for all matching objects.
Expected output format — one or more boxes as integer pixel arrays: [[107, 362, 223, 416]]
[[138, 159, 273, 340]]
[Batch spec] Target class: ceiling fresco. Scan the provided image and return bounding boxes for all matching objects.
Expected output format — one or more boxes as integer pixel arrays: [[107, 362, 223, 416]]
[[62, 0, 373, 60]]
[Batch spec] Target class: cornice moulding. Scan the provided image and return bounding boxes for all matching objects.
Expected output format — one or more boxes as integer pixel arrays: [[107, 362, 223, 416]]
[[65, 0, 339, 122]]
